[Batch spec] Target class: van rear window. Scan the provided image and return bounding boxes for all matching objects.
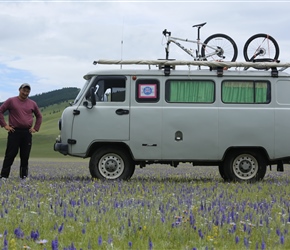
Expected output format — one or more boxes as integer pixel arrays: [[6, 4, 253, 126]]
[[222, 81, 270, 104], [165, 80, 215, 103]]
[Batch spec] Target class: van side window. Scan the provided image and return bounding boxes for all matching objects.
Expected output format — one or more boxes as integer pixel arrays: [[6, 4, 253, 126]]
[[136, 79, 160, 103], [165, 80, 215, 103], [222, 80, 270, 104], [89, 78, 126, 102]]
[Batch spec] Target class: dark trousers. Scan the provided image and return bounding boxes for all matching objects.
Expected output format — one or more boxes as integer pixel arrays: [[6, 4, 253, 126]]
[[1, 129, 32, 178]]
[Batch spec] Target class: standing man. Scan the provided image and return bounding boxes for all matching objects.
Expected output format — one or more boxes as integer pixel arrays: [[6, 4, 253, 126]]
[[0, 83, 42, 180]]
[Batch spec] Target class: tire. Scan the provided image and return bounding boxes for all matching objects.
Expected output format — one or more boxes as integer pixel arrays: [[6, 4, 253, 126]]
[[218, 165, 231, 182], [89, 147, 135, 180], [201, 33, 238, 62], [243, 33, 279, 62], [224, 150, 266, 182]]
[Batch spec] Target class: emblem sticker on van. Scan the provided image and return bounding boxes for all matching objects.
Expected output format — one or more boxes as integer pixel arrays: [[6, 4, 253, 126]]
[[138, 84, 157, 98]]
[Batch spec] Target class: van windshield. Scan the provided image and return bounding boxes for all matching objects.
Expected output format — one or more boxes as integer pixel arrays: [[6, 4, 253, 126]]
[[72, 79, 90, 105]]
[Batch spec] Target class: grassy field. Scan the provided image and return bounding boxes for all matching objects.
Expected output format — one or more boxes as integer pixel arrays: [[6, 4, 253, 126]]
[[0, 160, 290, 249], [1, 102, 290, 249]]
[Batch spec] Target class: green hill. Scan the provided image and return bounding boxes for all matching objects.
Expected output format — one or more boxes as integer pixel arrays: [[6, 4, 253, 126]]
[[0, 88, 80, 158], [29, 87, 80, 108]]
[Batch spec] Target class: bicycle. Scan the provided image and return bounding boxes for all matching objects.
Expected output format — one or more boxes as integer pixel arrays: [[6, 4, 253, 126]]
[[162, 22, 238, 62], [243, 33, 280, 70]]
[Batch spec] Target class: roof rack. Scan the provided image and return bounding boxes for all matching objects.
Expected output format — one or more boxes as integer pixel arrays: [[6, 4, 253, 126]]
[[93, 59, 290, 77]]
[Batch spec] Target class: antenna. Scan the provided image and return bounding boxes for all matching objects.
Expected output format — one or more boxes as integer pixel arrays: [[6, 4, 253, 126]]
[[120, 18, 124, 69]]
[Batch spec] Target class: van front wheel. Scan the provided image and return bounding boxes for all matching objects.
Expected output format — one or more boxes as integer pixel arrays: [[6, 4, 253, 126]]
[[224, 151, 266, 182], [89, 148, 135, 180]]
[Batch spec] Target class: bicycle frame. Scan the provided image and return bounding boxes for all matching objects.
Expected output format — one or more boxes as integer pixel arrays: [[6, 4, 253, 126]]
[[164, 33, 222, 60]]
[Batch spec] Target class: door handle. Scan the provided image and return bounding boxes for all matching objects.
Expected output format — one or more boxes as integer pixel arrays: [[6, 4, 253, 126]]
[[73, 109, 80, 115], [115, 109, 129, 115]]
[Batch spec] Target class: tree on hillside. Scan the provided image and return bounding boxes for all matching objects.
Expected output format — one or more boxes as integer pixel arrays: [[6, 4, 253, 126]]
[[30, 87, 80, 107]]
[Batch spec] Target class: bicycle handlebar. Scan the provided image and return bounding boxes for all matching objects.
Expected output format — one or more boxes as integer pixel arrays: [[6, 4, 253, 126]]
[[162, 29, 171, 36]]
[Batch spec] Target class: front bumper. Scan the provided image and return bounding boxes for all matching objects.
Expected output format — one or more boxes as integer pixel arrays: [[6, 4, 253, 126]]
[[54, 142, 68, 155]]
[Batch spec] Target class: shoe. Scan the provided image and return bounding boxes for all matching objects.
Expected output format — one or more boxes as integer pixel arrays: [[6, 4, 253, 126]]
[[0, 177, 7, 183]]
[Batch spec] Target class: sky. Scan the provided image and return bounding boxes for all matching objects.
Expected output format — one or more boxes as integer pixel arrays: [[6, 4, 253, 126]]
[[0, 0, 290, 101]]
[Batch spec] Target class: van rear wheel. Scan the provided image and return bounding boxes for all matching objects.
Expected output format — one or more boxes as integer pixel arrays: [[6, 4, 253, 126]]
[[89, 147, 135, 180], [224, 150, 266, 182], [218, 165, 231, 182]]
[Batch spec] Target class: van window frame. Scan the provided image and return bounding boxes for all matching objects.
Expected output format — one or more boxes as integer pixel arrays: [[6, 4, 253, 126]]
[[135, 79, 160, 103], [85, 75, 127, 103], [165, 79, 215, 103], [221, 80, 271, 104]]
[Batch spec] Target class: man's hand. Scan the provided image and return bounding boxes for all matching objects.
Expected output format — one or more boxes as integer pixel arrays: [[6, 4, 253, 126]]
[[29, 128, 37, 133], [4, 125, 14, 132]]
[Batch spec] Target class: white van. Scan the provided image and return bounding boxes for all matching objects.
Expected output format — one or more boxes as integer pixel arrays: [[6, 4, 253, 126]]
[[54, 60, 290, 182]]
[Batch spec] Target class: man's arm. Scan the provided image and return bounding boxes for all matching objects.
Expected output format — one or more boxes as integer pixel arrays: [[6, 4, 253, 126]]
[[0, 100, 9, 128], [32, 103, 42, 132]]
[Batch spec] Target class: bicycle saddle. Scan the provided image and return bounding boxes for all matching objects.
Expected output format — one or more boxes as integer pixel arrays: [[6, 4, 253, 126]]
[[192, 22, 207, 28]]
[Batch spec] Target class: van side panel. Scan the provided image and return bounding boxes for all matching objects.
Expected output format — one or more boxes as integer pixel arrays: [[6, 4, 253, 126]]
[[218, 106, 275, 158], [162, 106, 219, 160], [275, 80, 290, 158]]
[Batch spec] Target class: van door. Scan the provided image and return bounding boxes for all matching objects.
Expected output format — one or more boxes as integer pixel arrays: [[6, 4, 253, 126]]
[[70, 76, 130, 155], [129, 78, 162, 160]]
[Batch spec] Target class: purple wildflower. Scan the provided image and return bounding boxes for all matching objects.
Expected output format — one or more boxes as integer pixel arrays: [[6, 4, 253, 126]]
[[4, 236, 8, 248], [128, 241, 132, 248], [58, 223, 64, 233], [189, 214, 195, 225], [108, 236, 113, 244], [63, 207, 67, 218], [235, 236, 239, 244], [244, 237, 249, 248], [65, 243, 76, 250], [280, 234, 285, 244], [198, 229, 204, 239], [30, 230, 39, 240], [261, 240, 266, 250], [14, 227, 24, 239], [98, 235, 102, 245], [51, 238, 58, 250], [149, 238, 153, 250]]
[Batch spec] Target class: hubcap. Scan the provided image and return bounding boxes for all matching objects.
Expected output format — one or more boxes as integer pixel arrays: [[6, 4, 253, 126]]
[[233, 154, 258, 180], [98, 154, 124, 179]]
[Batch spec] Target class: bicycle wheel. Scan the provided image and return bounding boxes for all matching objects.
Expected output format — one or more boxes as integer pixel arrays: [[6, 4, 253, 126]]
[[201, 33, 238, 62], [243, 33, 279, 61]]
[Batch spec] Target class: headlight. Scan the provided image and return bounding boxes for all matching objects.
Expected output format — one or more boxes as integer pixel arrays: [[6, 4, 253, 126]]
[[58, 118, 62, 131]]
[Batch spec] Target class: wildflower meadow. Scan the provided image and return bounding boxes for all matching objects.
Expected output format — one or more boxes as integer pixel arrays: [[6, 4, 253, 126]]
[[1, 159, 290, 250]]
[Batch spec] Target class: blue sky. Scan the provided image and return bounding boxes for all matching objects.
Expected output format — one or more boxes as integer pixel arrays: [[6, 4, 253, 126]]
[[1, 0, 290, 101]]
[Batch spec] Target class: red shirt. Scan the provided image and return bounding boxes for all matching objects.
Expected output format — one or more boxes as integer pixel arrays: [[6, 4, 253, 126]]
[[0, 96, 42, 131]]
